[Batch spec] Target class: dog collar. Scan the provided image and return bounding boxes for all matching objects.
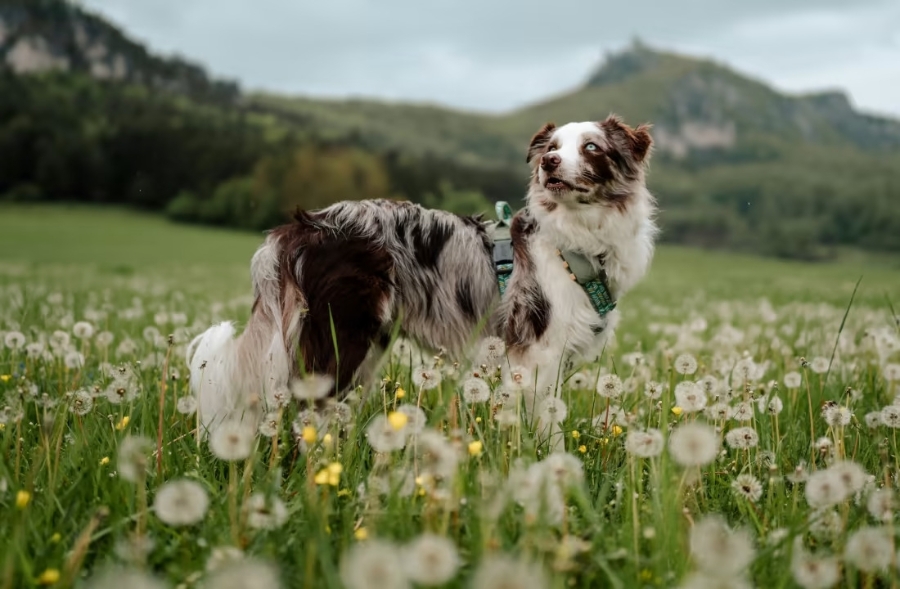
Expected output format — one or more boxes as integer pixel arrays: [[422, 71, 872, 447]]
[[488, 202, 617, 318]]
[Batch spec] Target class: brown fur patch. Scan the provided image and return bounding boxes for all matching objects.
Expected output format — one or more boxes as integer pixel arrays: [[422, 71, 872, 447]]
[[527, 122, 556, 164], [502, 211, 550, 351]]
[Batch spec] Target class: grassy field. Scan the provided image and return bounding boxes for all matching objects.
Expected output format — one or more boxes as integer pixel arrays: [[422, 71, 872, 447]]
[[1, 204, 900, 589]]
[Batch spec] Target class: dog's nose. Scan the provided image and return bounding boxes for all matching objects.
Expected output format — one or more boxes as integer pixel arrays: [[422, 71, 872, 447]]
[[541, 153, 561, 171]]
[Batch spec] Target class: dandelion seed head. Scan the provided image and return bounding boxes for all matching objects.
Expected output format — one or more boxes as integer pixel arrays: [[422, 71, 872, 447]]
[[209, 420, 255, 462], [675, 381, 707, 413], [625, 429, 664, 458], [290, 373, 334, 401], [805, 469, 849, 508], [412, 366, 442, 390], [790, 539, 841, 589], [731, 474, 763, 502], [596, 374, 624, 399], [462, 377, 491, 404], [688, 515, 756, 577], [73, 321, 95, 340], [245, 493, 289, 530], [537, 396, 568, 424], [204, 558, 283, 589], [176, 396, 198, 415], [340, 540, 409, 589], [366, 415, 408, 453], [674, 353, 698, 375], [403, 533, 460, 586], [153, 479, 209, 526], [866, 488, 894, 522], [669, 422, 720, 467], [470, 554, 548, 589], [844, 526, 893, 572], [724, 427, 759, 450], [117, 435, 153, 483], [70, 389, 94, 416]]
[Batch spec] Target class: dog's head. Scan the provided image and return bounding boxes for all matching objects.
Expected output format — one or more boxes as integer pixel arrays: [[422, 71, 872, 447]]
[[526, 116, 652, 211]]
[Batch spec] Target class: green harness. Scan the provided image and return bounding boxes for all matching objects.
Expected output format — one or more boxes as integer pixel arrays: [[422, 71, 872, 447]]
[[487, 201, 617, 319]]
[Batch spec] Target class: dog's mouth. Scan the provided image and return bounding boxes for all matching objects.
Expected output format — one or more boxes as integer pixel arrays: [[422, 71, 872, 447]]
[[545, 177, 570, 191]]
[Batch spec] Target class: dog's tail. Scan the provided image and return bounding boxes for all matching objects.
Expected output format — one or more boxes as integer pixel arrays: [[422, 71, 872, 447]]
[[187, 233, 302, 434]]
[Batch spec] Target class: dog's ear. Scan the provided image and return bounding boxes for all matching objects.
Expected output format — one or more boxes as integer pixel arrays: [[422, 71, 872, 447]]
[[526, 122, 556, 164], [601, 115, 653, 164]]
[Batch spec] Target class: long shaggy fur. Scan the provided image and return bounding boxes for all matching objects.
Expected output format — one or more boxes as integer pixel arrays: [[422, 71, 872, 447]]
[[188, 115, 658, 432]]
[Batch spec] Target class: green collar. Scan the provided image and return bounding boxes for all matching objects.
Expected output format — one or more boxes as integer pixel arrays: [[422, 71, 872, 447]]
[[488, 201, 616, 319]]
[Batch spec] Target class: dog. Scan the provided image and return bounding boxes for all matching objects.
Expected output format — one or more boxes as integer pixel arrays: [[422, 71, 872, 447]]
[[187, 115, 657, 432]]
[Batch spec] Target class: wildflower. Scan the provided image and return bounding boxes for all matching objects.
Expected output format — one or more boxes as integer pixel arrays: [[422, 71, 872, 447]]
[[366, 415, 408, 453], [290, 373, 334, 401], [805, 469, 849, 508], [725, 427, 759, 450], [0, 374, 10, 382], [114, 416, 130, 431], [117, 435, 153, 482], [354, 527, 368, 540], [153, 479, 209, 526], [668, 423, 720, 467], [412, 366, 442, 390], [403, 533, 460, 586], [644, 380, 664, 400], [674, 381, 707, 413], [757, 395, 784, 415], [731, 474, 763, 502], [688, 515, 756, 577], [468, 440, 483, 457], [810, 357, 830, 374], [395, 387, 406, 399], [16, 490, 31, 509], [70, 389, 94, 416], [844, 526, 893, 572], [596, 374, 624, 399], [100, 456, 110, 466], [673, 353, 698, 375], [705, 402, 732, 421], [571, 430, 580, 439], [787, 461, 808, 484], [203, 558, 283, 589], [866, 488, 894, 522], [82, 567, 169, 589], [865, 412, 882, 429], [209, 420, 255, 462], [790, 538, 840, 589], [245, 493, 289, 530], [301, 425, 317, 445], [96, 331, 114, 348], [462, 377, 491, 404], [625, 429, 664, 458], [880, 405, 900, 428], [731, 402, 754, 422], [783, 371, 802, 388], [64, 351, 85, 370], [411, 430, 459, 480], [73, 321, 94, 339], [671, 406, 683, 417], [505, 365, 534, 391], [823, 405, 851, 427], [388, 411, 409, 431], [50, 533, 61, 543], [395, 404, 427, 434], [5, 331, 26, 350], [569, 372, 590, 390], [830, 461, 867, 495], [176, 396, 198, 415], [478, 337, 506, 365], [578, 445, 587, 453], [470, 555, 548, 589], [537, 396, 567, 424], [697, 375, 720, 397], [340, 540, 409, 589]]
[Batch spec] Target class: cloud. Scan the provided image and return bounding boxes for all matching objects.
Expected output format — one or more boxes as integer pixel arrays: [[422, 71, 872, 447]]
[[78, 0, 900, 116]]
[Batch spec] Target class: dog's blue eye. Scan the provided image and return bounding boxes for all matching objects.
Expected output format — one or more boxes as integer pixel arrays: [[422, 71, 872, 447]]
[[585, 142, 598, 151]]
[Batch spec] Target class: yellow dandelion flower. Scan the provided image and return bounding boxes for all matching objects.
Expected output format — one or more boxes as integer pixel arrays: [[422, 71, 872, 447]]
[[354, 527, 368, 540], [395, 387, 406, 399], [16, 490, 31, 509], [571, 430, 580, 439], [671, 406, 683, 416], [468, 440, 483, 456], [639, 569, 653, 582], [115, 415, 130, 430], [600, 438, 609, 446], [611, 425, 623, 437], [37, 569, 60, 585], [0, 374, 10, 383], [387, 411, 408, 431], [322, 433, 333, 445], [337, 489, 351, 497], [50, 533, 61, 544], [0, 423, 5, 431], [475, 416, 482, 423], [99, 456, 110, 466], [314, 469, 330, 485], [578, 445, 587, 453], [302, 426, 317, 445]]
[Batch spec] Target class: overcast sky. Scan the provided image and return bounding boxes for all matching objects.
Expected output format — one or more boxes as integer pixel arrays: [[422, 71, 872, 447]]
[[78, 0, 900, 118]]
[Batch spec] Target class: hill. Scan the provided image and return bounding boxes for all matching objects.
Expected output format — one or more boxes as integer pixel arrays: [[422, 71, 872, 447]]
[[2, 0, 900, 260]]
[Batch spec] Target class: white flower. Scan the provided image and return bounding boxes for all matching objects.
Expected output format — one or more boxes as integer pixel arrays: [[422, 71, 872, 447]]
[[209, 420, 256, 461], [784, 371, 802, 388], [596, 374, 624, 399], [880, 405, 900, 428], [470, 555, 548, 589], [176, 396, 198, 415], [805, 469, 850, 508], [366, 415, 408, 453], [403, 533, 460, 586], [675, 382, 707, 413], [669, 423, 720, 467], [725, 427, 759, 450], [478, 337, 506, 366], [396, 404, 427, 434], [696, 375, 720, 397], [258, 412, 280, 438], [73, 321, 95, 340], [96, 331, 115, 348], [791, 538, 841, 589], [50, 330, 70, 349], [118, 435, 153, 483], [688, 515, 756, 577], [674, 354, 698, 375], [340, 540, 409, 589], [462, 377, 491, 404], [245, 493, 289, 530], [411, 430, 459, 480], [822, 405, 851, 427], [70, 389, 94, 416], [204, 558, 283, 589], [809, 509, 844, 538], [537, 397, 567, 424], [568, 372, 590, 390], [25, 342, 44, 358], [730, 402, 754, 422], [865, 412, 882, 429], [504, 365, 534, 391], [810, 357, 830, 374], [290, 373, 334, 401], [412, 366, 442, 390], [4, 331, 25, 350], [844, 526, 893, 572], [866, 488, 894, 522], [830, 461, 867, 495], [64, 351, 85, 369], [757, 396, 783, 415], [731, 474, 763, 502], [83, 566, 169, 589], [625, 429, 664, 458], [705, 402, 732, 421], [644, 380, 664, 400], [153, 479, 209, 526]]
